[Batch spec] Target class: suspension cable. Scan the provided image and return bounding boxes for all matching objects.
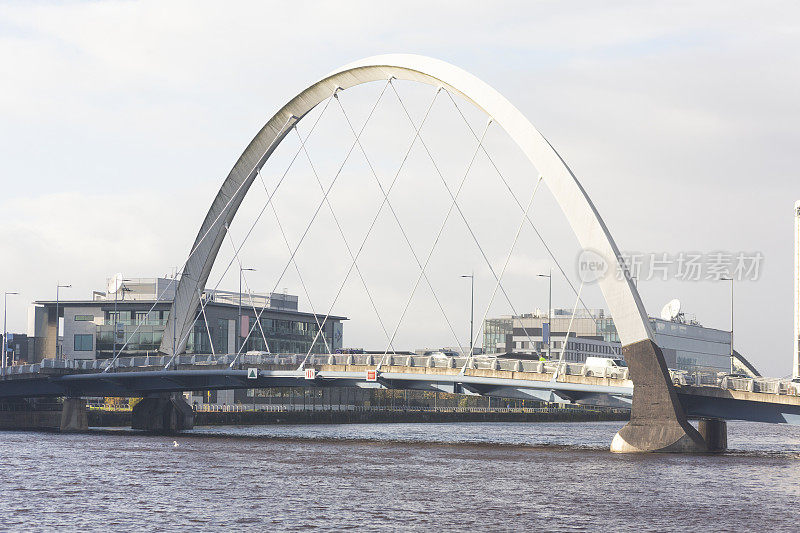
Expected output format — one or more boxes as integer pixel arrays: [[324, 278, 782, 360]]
[[237, 81, 395, 367], [552, 280, 584, 382], [293, 118, 397, 355], [462, 175, 543, 373], [332, 89, 467, 362], [444, 91, 599, 327], [223, 229, 272, 353], [255, 169, 332, 355], [166, 93, 338, 367], [197, 288, 216, 356], [390, 84, 541, 356], [377, 92, 492, 364], [294, 82, 443, 370], [102, 275, 179, 372]]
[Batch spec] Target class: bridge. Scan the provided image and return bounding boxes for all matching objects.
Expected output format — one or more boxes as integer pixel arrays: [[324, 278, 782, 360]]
[[2, 54, 794, 453], [3, 353, 800, 446]]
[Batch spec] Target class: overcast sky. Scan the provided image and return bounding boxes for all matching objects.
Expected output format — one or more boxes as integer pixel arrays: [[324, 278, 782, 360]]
[[1, 1, 798, 375]]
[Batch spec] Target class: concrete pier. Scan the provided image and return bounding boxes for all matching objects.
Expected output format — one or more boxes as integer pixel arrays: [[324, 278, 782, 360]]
[[59, 398, 88, 432], [611, 339, 708, 453], [131, 393, 194, 433], [0, 398, 88, 432], [698, 418, 727, 452]]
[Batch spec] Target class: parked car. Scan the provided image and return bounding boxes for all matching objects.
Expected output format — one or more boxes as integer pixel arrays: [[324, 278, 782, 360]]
[[584, 357, 627, 377]]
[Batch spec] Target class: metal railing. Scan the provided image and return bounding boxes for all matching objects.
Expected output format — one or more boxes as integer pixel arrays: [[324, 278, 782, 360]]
[[7, 353, 800, 399]]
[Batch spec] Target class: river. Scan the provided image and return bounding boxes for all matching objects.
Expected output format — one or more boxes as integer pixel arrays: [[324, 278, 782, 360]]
[[1, 421, 799, 531]]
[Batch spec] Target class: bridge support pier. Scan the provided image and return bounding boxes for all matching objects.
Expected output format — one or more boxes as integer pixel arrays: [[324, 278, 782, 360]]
[[132, 393, 194, 433], [611, 339, 708, 453], [60, 398, 88, 432], [698, 418, 727, 452]]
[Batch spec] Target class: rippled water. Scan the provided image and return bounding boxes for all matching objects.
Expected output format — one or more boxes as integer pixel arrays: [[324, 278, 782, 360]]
[[2, 421, 800, 531]]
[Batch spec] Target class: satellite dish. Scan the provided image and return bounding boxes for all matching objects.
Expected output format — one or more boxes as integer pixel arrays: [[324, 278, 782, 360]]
[[660, 299, 682, 321], [107, 273, 124, 295]]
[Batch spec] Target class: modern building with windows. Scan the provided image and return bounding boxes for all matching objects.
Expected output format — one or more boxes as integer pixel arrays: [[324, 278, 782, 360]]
[[28, 277, 345, 361], [483, 306, 738, 373], [484, 309, 622, 362]]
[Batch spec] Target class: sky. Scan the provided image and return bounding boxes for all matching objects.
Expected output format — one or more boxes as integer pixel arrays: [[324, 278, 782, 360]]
[[0, 1, 798, 376]]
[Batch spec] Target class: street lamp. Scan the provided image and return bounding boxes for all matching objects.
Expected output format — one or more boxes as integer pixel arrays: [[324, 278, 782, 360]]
[[461, 273, 474, 356], [55, 283, 71, 360], [537, 270, 552, 360], [3, 291, 19, 372], [721, 276, 734, 374], [239, 267, 256, 353], [112, 280, 132, 360]]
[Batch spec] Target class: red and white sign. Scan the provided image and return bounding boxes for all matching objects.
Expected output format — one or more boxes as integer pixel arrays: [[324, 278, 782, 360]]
[[304, 368, 316, 380], [366, 369, 377, 382]]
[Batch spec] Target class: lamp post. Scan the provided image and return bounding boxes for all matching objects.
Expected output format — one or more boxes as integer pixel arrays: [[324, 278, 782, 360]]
[[461, 273, 474, 357], [721, 276, 734, 374], [55, 283, 71, 360], [3, 291, 19, 373], [239, 267, 256, 354], [537, 270, 552, 360], [111, 279, 132, 360]]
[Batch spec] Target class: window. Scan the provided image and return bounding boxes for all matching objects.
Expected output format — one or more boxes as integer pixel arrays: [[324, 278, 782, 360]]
[[74, 315, 94, 322], [74, 334, 93, 351]]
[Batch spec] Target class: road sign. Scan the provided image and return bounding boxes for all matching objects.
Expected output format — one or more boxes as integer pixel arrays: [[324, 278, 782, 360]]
[[366, 369, 377, 382], [304, 368, 316, 380], [247, 368, 258, 380]]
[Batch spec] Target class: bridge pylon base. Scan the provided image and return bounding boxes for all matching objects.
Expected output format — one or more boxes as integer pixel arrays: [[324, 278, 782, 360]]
[[698, 418, 727, 452], [611, 339, 708, 453], [132, 393, 194, 433], [60, 398, 88, 432], [611, 421, 707, 453]]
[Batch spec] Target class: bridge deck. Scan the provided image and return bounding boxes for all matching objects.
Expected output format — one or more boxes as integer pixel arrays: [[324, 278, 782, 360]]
[[2, 354, 800, 423]]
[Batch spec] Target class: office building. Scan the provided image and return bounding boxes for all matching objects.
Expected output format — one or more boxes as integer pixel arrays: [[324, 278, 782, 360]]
[[484, 306, 737, 373], [28, 277, 345, 361]]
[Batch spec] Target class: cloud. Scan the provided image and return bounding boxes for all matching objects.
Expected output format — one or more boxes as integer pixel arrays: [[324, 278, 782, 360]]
[[0, 1, 798, 375]]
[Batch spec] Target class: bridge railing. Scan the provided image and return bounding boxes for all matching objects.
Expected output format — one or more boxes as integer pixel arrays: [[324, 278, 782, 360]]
[[11, 354, 800, 398]]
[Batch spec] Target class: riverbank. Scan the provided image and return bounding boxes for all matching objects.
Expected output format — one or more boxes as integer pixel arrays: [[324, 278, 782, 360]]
[[89, 407, 629, 427]]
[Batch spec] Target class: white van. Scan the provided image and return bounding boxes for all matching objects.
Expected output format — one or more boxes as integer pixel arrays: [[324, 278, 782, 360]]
[[584, 357, 627, 377]]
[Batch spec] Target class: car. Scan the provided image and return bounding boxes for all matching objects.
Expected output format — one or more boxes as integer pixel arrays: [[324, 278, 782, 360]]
[[717, 372, 751, 387], [719, 372, 750, 380], [584, 357, 627, 377]]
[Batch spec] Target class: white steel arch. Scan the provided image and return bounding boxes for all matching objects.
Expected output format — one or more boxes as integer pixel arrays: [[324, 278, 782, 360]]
[[161, 54, 654, 355]]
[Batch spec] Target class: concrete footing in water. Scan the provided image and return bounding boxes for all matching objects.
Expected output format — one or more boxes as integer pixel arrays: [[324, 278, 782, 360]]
[[698, 418, 727, 452], [59, 398, 88, 432], [131, 393, 194, 433], [0, 398, 88, 432], [611, 339, 710, 453]]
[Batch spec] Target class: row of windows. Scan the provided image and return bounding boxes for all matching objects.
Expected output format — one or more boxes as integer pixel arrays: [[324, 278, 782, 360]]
[[104, 310, 169, 326], [565, 341, 621, 355]]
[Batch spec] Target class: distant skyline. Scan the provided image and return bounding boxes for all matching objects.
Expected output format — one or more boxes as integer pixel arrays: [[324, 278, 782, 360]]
[[1, 1, 798, 375]]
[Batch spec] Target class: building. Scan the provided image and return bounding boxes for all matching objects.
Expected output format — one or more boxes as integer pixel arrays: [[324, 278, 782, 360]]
[[0, 333, 34, 366], [484, 308, 622, 362], [483, 306, 735, 373], [28, 277, 345, 361]]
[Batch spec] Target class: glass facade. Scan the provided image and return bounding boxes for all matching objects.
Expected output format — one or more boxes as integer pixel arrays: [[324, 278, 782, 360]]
[[93, 305, 340, 358], [597, 318, 619, 344], [96, 324, 163, 358], [483, 318, 513, 354]]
